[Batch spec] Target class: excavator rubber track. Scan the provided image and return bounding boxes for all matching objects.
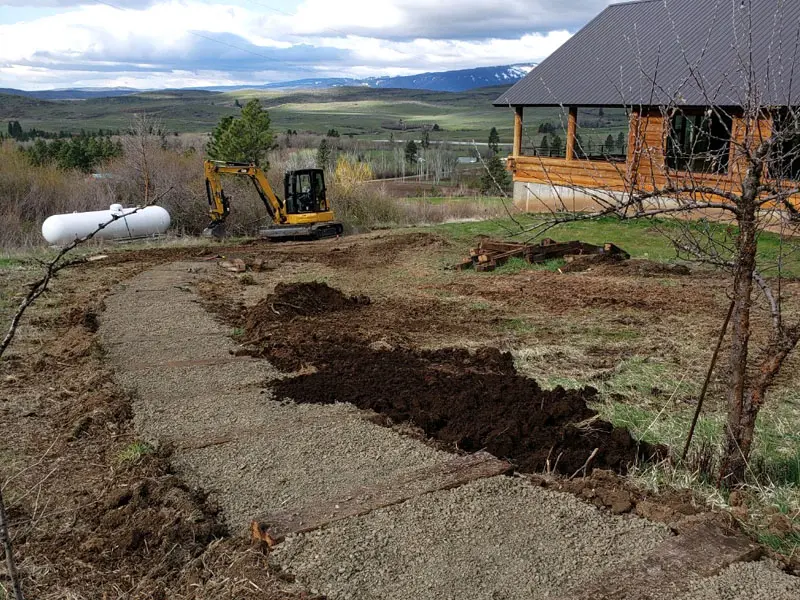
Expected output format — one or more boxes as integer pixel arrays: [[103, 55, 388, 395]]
[[259, 221, 344, 241]]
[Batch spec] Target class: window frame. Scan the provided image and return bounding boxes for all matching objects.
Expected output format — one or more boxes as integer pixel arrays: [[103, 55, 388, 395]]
[[665, 109, 733, 175]]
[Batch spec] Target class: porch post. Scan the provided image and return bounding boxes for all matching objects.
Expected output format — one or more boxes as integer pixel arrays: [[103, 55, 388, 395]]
[[565, 106, 578, 161], [513, 106, 523, 157]]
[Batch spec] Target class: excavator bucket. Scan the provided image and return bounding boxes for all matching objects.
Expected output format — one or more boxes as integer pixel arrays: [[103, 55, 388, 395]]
[[202, 221, 227, 238]]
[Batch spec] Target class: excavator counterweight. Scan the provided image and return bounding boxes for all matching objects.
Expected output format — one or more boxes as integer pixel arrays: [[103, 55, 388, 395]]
[[203, 160, 343, 240]]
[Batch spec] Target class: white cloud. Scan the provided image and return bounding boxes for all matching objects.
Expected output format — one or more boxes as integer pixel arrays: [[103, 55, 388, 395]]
[[279, 0, 612, 39], [0, 0, 592, 89]]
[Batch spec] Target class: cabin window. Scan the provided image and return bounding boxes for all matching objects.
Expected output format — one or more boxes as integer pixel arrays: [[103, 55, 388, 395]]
[[666, 110, 732, 174], [523, 109, 568, 157], [771, 111, 800, 181], [572, 107, 629, 162]]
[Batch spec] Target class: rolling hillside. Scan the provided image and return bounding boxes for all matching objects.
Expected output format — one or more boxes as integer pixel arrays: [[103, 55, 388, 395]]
[[0, 86, 535, 141]]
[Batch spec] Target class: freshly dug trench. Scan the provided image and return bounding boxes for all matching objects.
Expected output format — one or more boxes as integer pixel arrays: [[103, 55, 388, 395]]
[[272, 342, 660, 476], [238, 280, 660, 476]]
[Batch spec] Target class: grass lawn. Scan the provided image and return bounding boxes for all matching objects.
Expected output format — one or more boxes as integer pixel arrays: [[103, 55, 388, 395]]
[[433, 214, 800, 276]]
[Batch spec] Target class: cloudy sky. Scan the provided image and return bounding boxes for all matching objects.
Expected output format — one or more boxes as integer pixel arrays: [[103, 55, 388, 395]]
[[0, 0, 616, 90]]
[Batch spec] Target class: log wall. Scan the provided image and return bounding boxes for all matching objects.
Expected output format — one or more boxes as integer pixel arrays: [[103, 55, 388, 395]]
[[509, 108, 775, 202]]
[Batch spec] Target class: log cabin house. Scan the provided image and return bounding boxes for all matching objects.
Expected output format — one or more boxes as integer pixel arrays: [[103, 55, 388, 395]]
[[494, 0, 800, 212]]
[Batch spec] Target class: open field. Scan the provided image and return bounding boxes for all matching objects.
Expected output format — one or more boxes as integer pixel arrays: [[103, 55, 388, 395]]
[[0, 86, 526, 141], [0, 86, 621, 144], [1, 218, 799, 597]]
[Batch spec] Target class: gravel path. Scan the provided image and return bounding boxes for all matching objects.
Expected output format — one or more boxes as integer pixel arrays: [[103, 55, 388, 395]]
[[100, 262, 451, 532], [674, 560, 800, 600], [273, 475, 669, 600], [100, 260, 799, 599]]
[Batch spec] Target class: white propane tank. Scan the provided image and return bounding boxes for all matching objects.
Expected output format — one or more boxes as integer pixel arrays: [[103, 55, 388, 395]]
[[41, 205, 171, 245]]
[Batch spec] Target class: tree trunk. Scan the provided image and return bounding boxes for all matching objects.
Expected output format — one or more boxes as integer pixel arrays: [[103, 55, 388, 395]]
[[719, 162, 761, 485], [719, 217, 757, 484]]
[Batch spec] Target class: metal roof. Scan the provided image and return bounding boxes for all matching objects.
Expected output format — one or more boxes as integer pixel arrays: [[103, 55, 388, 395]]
[[494, 0, 800, 108]]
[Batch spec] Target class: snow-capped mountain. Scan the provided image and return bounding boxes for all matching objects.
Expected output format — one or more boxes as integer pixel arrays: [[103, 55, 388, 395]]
[[254, 64, 537, 93], [0, 64, 536, 99]]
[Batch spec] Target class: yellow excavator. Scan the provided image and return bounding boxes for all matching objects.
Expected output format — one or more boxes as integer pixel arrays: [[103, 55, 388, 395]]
[[203, 159, 343, 240]]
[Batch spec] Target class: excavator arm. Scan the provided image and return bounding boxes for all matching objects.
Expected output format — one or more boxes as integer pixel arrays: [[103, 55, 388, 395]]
[[204, 160, 286, 235]]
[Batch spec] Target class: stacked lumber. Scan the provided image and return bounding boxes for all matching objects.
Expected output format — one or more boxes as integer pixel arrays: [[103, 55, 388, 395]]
[[455, 238, 629, 272]]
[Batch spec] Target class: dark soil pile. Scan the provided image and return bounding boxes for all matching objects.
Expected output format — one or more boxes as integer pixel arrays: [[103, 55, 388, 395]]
[[273, 341, 661, 475], [244, 282, 370, 340]]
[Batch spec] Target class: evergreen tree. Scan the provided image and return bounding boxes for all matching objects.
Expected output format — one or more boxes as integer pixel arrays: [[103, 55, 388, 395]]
[[550, 134, 563, 155], [421, 130, 430, 149], [404, 139, 418, 164], [617, 131, 626, 151], [605, 134, 616, 152], [540, 136, 549, 155], [488, 127, 500, 154], [316, 138, 332, 170], [480, 155, 510, 194], [206, 99, 274, 167]]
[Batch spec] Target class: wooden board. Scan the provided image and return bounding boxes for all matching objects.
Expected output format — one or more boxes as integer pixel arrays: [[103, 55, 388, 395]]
[[251, 451, 512, 547], [552, 522, 762, 600]]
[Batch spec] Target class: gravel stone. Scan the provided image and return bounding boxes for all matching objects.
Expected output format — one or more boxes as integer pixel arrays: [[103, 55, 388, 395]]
[[272, 475, 671, 600], [674, 559, 800, 600]]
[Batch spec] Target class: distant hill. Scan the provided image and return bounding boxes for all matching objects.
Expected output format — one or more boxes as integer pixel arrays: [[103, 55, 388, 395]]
[[0, 64, 535, 100], [0, 87, 140, 101]]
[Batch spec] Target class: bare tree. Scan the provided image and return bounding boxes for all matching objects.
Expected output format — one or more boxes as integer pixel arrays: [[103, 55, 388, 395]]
[[506, 0, 800, 484], [120, 113, 166, 205]]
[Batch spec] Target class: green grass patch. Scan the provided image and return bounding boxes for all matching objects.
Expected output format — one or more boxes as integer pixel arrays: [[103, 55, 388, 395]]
[[433, 215, 800, 275], [757, 530, 800, 554], [468, 301, 492, 311], [117, 441, 155, 465], [500, 317, 536, 334]]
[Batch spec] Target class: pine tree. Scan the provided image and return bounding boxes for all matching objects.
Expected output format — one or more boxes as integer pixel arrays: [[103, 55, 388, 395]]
[[617, 131, 626, 151], [316, 138, 332, 170], [488, 127, 500, 154], [404, 139, 418, 164], [421, 130, 430, 149], [206, 99, 274, 167], [540, 136, 549, 155], [550, 134, 563, 155], [605, 134, 616, 152], [480, 155, 510, 194]]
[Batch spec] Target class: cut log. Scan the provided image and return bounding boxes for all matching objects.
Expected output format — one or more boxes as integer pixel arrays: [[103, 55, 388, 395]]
[[251, 451, 512, 547]]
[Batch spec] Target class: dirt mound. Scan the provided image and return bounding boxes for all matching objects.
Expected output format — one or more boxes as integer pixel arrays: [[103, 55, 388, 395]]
[[244, 282, 369, 339], [560, 253, 628, 273], [321, 232, 451, 268], [563, 256, 691, 277], [273, 342, 661, 476]]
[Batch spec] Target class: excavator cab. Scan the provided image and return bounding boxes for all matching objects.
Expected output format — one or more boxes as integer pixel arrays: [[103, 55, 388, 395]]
[[284, 169, 329, 215]]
